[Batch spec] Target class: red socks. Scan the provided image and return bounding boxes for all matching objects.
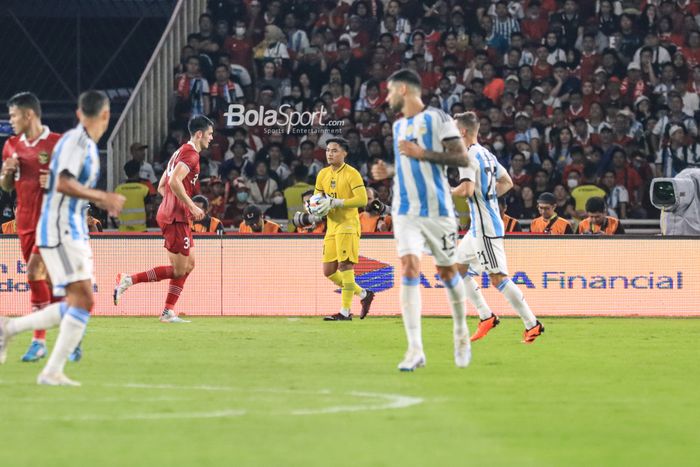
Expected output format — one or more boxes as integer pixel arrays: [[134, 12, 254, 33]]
[[165, 274, 189, 310], [131, 266, 174, 284], [28, 279, 51, 341]]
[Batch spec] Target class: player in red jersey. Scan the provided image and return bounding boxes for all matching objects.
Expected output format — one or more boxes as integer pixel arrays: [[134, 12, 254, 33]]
[[0, 92, 64, 362], [113, 116, 212, 322]]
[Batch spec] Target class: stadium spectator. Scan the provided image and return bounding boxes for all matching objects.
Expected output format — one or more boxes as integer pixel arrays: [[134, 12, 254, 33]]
[[530, 192, 574, 234], [655, 124, 700, 177], [360, 187, 391, 233], [175, 55, 210, 118], [601, 169, 629, 219], [265, 190, 288, 219], [578, 196, 625, 235], [498, 197, 522, 233], [224, 181, 251, 227], [129, 142, 157, 185], [246, 160, 279, 205], [239, 205, 282, 233], [115, 160, 150, 232], [190, 195, 224, 234], [1, 204, 16, 233], [570, 164, 606, 218]]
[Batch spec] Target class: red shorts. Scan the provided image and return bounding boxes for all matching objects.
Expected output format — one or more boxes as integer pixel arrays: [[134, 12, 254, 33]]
[[19, 231, 40, 262], [159, 221, 193, 256]]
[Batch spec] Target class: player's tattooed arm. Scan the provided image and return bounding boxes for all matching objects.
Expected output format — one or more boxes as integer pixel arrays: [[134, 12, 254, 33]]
[[398, 138, 470, 167]]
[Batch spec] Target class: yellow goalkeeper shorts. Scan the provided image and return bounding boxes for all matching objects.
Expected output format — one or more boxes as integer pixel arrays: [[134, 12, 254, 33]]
[[322, 233, 359, 264]]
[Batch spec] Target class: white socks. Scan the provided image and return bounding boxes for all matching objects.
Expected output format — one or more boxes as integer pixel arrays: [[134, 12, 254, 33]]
[[400, 277, 422, 351], [442, 274, 469, 339], [339, 307, 350, 317], [43, 307, 89, 376], [462, 274, 494, 320], [498, 279, 537, 329], [7, 302, 65, 336]]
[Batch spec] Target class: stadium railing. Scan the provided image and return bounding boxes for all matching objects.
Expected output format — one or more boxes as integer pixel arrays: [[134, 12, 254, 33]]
[[106, 0, 207, 191]]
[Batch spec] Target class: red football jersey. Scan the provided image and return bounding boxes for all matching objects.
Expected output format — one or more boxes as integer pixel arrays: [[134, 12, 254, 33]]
[[1, 127, 61, 235], [157, 142, 200, 224]]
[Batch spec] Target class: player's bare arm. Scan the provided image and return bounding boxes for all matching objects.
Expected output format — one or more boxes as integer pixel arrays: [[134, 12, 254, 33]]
[[169, 162, 205, 221], [56, 170, 125, 217], [452, 179, 475, 198], [399, 137, 470, 167], [0, 156, 18, 191], [157, 170, 167, 197], [371, 160, 395, 181], [496, 173, 514, 197]]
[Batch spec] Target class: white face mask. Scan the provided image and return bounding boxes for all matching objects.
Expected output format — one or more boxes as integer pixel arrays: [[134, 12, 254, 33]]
[[493, 141, 504, 151], [448, 75, 457, 84], [521, 150, 531, 161], [272, 195, 284, 205], [235, 27, 245, 36], [567, 178, 579, 189]]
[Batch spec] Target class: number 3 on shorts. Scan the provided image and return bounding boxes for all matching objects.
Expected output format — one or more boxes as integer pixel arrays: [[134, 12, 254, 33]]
[[183, 236, 190, 249]]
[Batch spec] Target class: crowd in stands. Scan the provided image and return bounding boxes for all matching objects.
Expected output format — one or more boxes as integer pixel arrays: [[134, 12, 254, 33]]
[[119, 0, 700, 234]]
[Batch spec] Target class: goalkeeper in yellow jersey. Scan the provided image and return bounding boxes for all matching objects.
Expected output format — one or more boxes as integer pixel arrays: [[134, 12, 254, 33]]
[[313, 137, 375, 321]]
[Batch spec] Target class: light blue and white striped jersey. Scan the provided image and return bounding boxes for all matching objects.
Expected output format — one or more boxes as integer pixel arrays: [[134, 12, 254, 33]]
[[37, 124, 100, 247], [459, 143, 506, 238], [392, 107, 460, 218]]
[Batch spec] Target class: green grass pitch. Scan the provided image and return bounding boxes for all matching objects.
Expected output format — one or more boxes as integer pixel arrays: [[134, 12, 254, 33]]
[[0, 317, 698, 467]]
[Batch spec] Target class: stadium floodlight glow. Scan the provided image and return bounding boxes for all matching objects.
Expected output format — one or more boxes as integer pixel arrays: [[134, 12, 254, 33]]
[[650, 168, 700, 235]]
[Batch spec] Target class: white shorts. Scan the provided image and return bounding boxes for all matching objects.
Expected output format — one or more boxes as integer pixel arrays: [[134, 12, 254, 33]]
[[455, 235, 509, 276], [394, 215, 458, 267], [39, 241, 94, 297]]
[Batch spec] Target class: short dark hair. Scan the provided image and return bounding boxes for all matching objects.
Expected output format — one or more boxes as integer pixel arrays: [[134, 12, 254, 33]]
[[124, 159, 140, 178], [327, 137, 349, 152], [586, 196, 606, 214], [7, 92, 41, 117], [188, 115, 214, 136], [78, 90, 109, 117], [387, 68, 422, 89], [192, 194, 209, 209]]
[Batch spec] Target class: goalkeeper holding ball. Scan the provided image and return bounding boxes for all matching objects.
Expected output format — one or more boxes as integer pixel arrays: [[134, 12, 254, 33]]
[[309, 137, 375, 321]]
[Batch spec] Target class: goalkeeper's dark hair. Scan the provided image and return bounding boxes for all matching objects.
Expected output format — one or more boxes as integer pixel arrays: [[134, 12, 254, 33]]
[[387, 68, 422, 89], [78, 90, 109, 118], [188, 115, 214, 136], [7, 92, 41, 118], [327, 137, 349, 153]]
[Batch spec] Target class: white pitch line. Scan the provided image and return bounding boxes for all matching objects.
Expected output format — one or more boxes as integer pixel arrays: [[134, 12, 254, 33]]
[[291, 391, 424, 415], [3, 381, 424, 420]]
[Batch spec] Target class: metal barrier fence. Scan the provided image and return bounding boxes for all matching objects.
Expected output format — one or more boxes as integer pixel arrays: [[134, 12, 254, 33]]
[[106, 0, 207, 191]]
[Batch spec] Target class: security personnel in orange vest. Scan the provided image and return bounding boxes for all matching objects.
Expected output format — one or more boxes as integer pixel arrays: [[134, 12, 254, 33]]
[[530, 192, 573, 234], [498, 197, 522, 233], [239, 205, 282, 233], [577, 196, 625, 235], [190, 195, 224, 234], [1, 218, 16, 234], [359, 187, 392, 233]]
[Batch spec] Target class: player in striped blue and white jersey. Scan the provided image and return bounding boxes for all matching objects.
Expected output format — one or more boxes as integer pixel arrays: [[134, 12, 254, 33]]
[[37, 121, 101, 249], [0, 91, 125, 386], [372, 69, 472, 371], [451, 112, 544, 345]]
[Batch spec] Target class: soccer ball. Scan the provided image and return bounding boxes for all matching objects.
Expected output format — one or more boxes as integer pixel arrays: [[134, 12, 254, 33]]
[[306, 193, 328, 216]]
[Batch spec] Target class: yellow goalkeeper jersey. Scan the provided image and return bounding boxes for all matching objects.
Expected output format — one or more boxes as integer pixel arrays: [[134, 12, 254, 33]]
[[315, 163, 364, 236]]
